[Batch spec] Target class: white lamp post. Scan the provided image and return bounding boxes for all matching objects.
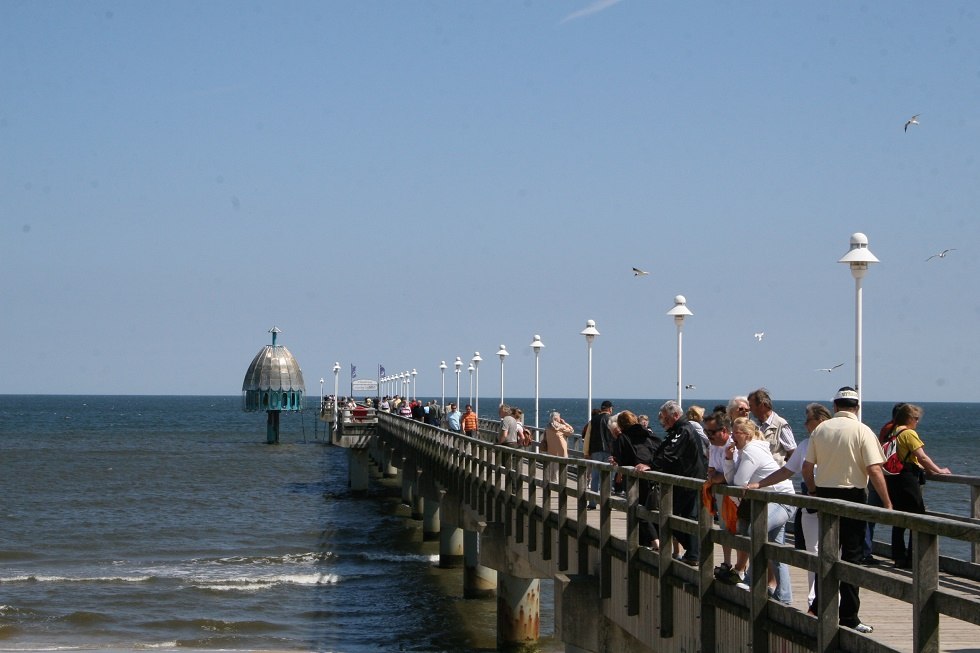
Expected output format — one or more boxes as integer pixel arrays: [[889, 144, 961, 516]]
[[530, 334, 544, 429], [496, 344, 509, 405], [472, 352, 482, 417], [667, 295, 693, 408], [467, 363, 475, 406], [439, 361, 447, 409], [319, 377, 324, 407], [839, 232, 879, 420], [411, 368, 417, 401], [332, 362, 340, 422], [404, 371, 410, 400], [454, 356, 462, 408], [580, 319, 600, 425]]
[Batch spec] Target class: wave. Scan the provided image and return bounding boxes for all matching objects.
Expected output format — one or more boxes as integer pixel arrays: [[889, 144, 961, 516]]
[[191, 572, 340, 592], [356, 551, 440, 564], [0, 574, 153, 584]]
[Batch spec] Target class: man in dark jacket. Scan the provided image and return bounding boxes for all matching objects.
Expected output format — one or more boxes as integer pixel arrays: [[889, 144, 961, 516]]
[[585, 401, 614, 509], [651, 400, 708, 564]]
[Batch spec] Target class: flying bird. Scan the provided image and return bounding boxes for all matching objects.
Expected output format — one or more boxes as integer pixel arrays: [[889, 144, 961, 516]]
[[816, 363, 844, 373], [632, 267, 649, 276], [754, 332, 765, 342], [904, 114, 920, 132], [685, 384, 696, 390], [926, 248, 956, 261]]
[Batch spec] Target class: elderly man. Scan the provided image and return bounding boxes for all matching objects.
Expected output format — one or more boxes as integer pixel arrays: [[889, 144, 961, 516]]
[[651, 400, 708, 565], [803, 387, 892, 634], [748, 388, 797, 466]]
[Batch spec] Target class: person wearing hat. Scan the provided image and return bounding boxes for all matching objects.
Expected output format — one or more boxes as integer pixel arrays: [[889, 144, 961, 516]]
[[584, 400, 615, 509], [802, 387, 892, 634]]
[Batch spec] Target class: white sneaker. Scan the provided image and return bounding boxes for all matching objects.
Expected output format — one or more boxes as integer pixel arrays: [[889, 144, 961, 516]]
[[853, 623, 874, 634]]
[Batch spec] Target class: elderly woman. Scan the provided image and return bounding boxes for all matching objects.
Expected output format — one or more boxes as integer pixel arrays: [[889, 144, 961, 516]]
[[885, 403, 951, 568], [544, 411, 574, 482], [723, 417, 797, 603]]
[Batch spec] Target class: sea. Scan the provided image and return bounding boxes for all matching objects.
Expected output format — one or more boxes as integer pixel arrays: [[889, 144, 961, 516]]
[[0, 395, 976, 652]]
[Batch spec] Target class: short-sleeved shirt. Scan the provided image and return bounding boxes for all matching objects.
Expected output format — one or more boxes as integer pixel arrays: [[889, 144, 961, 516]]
[[501, 415, 521, 444], [805, 411, 885, 489], [891, 427, 926, 469]]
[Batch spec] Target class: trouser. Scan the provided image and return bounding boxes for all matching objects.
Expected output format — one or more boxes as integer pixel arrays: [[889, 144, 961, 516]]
[[886, 469, 925, 563], [673, 488, 700, 559], [588, 451, 609, 505], [813, 486, 867, 627]]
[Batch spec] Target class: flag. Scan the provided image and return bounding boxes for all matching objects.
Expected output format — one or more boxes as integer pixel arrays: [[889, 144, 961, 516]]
[[351, 364, 357, 380], [379, 364, 386, 377]]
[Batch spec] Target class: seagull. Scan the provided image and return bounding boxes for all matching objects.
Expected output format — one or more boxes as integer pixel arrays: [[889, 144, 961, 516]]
[[754, 332, 765, 342], [632, 267, 649, 277], [816, 363, 844, 373], [926, 248, 956, 261], [904, 114, 920, 132], [685, 384, 696, 390]]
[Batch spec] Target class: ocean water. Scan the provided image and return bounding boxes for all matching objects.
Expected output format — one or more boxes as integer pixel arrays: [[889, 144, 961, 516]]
[[0, 395, 975, 651]]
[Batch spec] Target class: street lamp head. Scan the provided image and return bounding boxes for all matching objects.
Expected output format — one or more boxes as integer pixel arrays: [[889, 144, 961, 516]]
[[838, 232, 879, 279], [468, 363, 475, 373], [530, 334, 545, 351], [439, 360, 447, 371], [497, 344, 509, 361], [472, 352, 482, 367], [411, 368, 417, 377], [580, 319, 600, 344], [332, 362, 340, 373], [319, 377, 324, 384], [667, 294, 693, 325], [454, 356, 462, 372]]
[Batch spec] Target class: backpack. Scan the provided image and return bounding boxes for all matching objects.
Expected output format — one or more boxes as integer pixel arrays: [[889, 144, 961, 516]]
[[881, 427, 909, 475]]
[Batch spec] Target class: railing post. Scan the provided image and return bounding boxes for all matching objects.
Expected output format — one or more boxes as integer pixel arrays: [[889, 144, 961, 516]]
[[816, 510, 842, 653], [913, 530, 940, 653]]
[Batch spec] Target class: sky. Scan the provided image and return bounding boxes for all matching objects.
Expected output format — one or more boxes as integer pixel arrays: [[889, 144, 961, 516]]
[[2, 1, 979, 404]]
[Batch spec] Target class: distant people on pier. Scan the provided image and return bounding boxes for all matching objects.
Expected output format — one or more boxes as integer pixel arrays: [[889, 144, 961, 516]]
[[544, 411, 574, 482], [584, 401, 615, 509], [446, 403, 462, 432], [461, 404, 478, 436], [883, 403, 952, 569], [498, 404, 521, 447]]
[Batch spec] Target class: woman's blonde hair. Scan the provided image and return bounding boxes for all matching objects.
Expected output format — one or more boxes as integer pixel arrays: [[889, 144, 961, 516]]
[[616, 410, 638, 430], [732, 416, 763, 441]]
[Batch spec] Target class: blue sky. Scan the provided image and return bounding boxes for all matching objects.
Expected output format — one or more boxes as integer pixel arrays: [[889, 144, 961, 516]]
[[3, 1, 978, 403]]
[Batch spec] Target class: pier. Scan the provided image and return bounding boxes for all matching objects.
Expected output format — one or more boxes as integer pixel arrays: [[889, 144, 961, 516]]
[[331, 408, 980, 653]]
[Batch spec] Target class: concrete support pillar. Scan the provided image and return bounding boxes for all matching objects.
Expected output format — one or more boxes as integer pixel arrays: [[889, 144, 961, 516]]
[[496, 573, 540, 647], [347, 449, 370, 495], [411, 474, 424, 521], [399, 464, 412, 506], [464, 529, 497, 598], [266, 410, 280, 444], [423, 498, 440, 541], [439, 525, 464, 568], [557, 574, 599, 653]]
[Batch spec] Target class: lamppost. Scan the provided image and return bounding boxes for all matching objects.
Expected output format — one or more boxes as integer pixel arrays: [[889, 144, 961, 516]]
[[319, 377, 324, 408], [530, 334, 544, 429], [411, 368, 417, 401], [332, 362, 340, 422], [467, 363, 475, 406], [454, 356, 462, 408], [404, 371, 411, 400], [839, 232, 878, 420], [667, 295, 693, 408], [472, 352, 482, 417], [496, 344, 508, 405], [439, 361, 447, 409], [580, 319, 599, 425]]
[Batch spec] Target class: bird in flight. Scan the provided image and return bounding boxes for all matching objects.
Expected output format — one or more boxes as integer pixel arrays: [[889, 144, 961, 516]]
[[632, 267, 649, 277], [904, 114, 920, 132], [685, 384, 696, 390], [754, 332, 765, 342], [926, 248, 956, 261], [816, 363, 844, 373]]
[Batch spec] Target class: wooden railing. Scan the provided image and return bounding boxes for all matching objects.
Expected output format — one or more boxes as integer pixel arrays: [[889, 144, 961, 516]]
[[373, 412, 980, 653]]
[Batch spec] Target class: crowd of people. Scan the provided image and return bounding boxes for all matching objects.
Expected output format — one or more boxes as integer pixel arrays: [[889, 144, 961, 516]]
[[360, 386, 953, 634], [573, 387, 952, 635]]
